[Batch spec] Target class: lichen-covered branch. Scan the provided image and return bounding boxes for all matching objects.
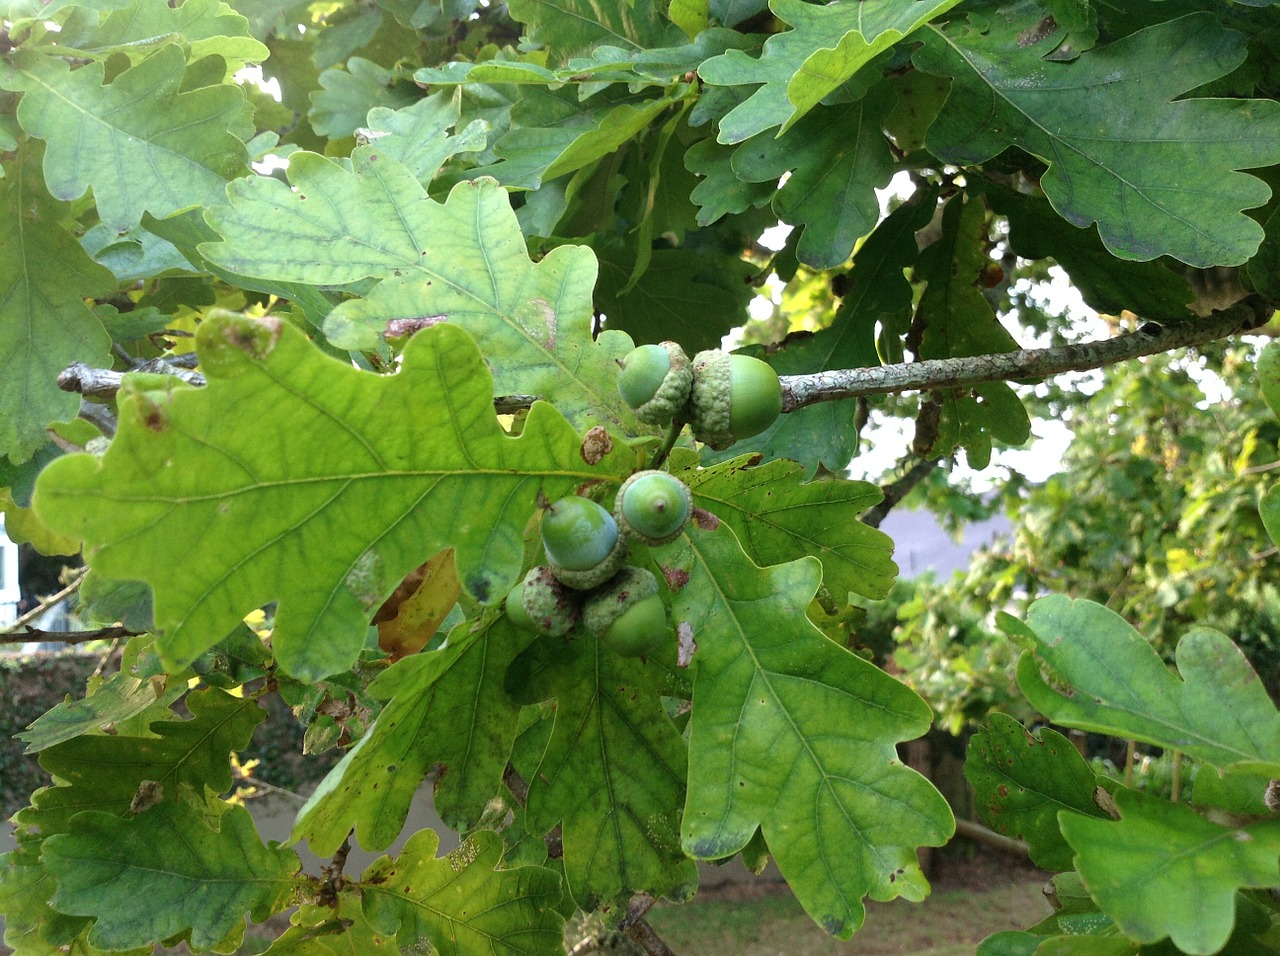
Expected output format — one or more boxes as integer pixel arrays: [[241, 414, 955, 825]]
[[780, 298, 1271, 412]]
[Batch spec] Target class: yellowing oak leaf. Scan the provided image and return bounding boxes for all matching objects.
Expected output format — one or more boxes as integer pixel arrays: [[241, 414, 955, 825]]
[[34, 313, 630, 681]]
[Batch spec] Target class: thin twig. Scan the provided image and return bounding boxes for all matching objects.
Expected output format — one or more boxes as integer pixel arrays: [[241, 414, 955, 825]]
[[0, 624, 142, 646], [779, 298, 1271, 412], [862, 458, 941, 529], [953, 818, 1030, 858], [1, 567, 89, 635]]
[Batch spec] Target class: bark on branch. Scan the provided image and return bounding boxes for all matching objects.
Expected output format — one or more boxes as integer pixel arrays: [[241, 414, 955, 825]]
[[779, 298, 1271, 412], [58, 360, 207, 397], [57, 361, 539, 415]]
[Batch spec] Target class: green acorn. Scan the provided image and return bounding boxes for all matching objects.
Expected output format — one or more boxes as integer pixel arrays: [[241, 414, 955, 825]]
[[583, 566, 668, 657], [616, 341, 693, 425], [614, 470, 693, 546], [688, 349, 782, 450], [505, 566, 581, 637], [541, 494, 629, 590]]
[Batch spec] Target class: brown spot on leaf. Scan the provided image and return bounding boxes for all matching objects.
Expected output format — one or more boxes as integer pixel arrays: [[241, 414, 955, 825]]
[[385, 315, 447, 340], [691, 507, 720, 531], [662, 567, 690, 592], [581, 426, 613, 464]]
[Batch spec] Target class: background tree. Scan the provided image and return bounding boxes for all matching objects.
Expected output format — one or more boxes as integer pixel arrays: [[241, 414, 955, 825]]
[[2, 2, 1280, 955]]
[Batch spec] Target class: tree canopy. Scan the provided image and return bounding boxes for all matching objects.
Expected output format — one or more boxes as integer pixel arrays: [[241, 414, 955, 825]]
[[2, 2, 1280, 955]]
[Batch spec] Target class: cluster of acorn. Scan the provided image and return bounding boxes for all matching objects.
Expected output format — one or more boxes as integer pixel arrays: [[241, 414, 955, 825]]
[[504, 470, 693, 656], [617, 342, 783, 449]]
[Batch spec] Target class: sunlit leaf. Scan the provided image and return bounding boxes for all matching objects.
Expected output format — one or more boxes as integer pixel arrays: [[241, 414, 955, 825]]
[[34, 313, 634, 680], [505, 0, 684, 66], [203, 157, 643, 433], [18, 670, 180, 753], [55, 0, 269, 67], [2, 46, 253, 231]]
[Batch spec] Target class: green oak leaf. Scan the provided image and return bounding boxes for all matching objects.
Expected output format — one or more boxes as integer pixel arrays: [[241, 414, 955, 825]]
[[0, 844, 93, 956], [664, 522, 953, 939], [358, 89, 488, 184], [18, 669, 182, 753], [1245, 203, 1280, 302], [710, 193, 934, 475], [55, 0, 269, 67], [81, 222, 197, 284], [293, 618, 534, 856], [1, 487, 82, 554], [203, 156, 642, 432], [988, 186, 1193, 320], [43, 799, 299, 952], [684, 136, 775, 226], [594, 245, 754, 353], [505, 0, 685, 66], [18, 686, 265, 835], [359, 829, 565, 956], [915, 195, 1030, 467], [264, 894, 400, 955], [484, 88, 682, 190], [699, 0, 963, 143], [963, 713, 1107, 871], [1257, 341, 1280, 421], [710, 0, 767, 29], [686, 455, 897, 601], [309, 57, 417, 140], [416, 31, 753, 93], [915, 11, 1280, 267], [1059, 789, 1280, 955], [1015, 595, 1280, 776], [34, 313, 631, 680], [731, 86, 895, 269], [0, 145, 114, 464], [2, 46, 253, 231], [509, 631, 697, 909]]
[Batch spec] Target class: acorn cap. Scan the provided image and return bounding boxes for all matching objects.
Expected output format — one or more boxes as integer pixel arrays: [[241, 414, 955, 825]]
[[549, 531, 630, 590], [582, 566, 661, 639], [509, 566, 581, 637], [615, 470, 693, 546], [617, 341, 693, 426], [688, 349, 734, 450]]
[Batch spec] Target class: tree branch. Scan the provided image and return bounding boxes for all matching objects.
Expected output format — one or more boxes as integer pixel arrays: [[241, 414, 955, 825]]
[[58, 361, 540, 416], [862, 457, 940, 529], [1, 566, 89, 635], [0, 624, 143, 646], [58, 360, 207, 398], [779, 298, 1271, 412]]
